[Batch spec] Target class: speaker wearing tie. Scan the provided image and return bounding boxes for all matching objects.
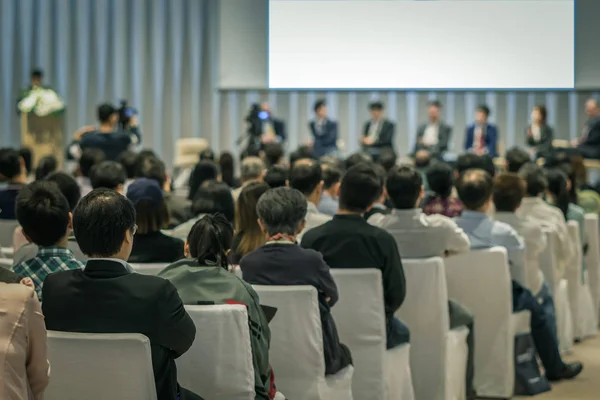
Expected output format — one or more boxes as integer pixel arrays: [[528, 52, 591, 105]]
[[464, 104, 499, 158]]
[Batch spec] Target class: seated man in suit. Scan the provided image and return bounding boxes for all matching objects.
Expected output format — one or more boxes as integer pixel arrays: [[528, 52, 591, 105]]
[[41, 189, 201, 400], [301, 163, 409, 349], [414, 100, 452, 158], [464, 105, 499, 158], [362, 101, 395, 161], [454, 169, 582, 382], [572, 98, 600, 159], [0, 148, 28, 220], [309, 99, 338, 158], [369, 164, 476, 399]]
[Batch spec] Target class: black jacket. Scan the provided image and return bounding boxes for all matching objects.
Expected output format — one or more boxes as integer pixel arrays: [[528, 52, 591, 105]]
[[525, 124, 554, 159], [362, 119, 395, 149], [42, 259, 196, 400], [579, 117, 600, 159], [129, 231, 184, 263]]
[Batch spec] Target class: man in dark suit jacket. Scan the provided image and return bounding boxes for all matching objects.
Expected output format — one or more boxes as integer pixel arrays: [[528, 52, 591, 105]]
[[309, 99, 338, 158], [362, 101, 395, 161], [575, 98, 600, 159], [414, 100, 452, 158], [41, 189, 201, 400], [464, 104, 499, 158]]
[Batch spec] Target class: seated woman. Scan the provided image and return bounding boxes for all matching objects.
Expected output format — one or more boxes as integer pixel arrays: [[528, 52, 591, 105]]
[[241, 187, 352, 376], [158, 214, 275, 400], [421, 161, 464, 218], [230, 182, 270, 264], [127, 178, 184, 263], [526, 105, 554, 159], [187, 161, 220, 201], [170, 181, 234, 240], [0, 279, 49, 399]]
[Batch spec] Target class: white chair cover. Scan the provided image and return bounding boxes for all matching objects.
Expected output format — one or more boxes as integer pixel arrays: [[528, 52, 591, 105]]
[[0, 220, 19, 248], [396, 257, 468, 400], [0, 258, 12, 269], [567, 221, 598, 339], [45, 331, 157, 400], [130, 263, 168, 276], [177, 305, 255, 400], [539, 230, 574, 353], [584, 214, 600, 320], [444, 247, 529, 398], [253, 285, 354, 400], [330, 268, 414, 400]]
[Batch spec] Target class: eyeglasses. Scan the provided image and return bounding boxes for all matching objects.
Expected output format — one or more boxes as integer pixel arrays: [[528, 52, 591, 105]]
[[131, 224, 138, 236]]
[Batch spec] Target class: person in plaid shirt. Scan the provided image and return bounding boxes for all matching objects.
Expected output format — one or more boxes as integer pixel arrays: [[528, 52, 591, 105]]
[[13, 181, 83, 300]]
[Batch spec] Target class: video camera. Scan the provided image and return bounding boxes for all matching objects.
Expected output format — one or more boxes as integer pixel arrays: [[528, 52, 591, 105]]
[[118, 100, 138, 130], [245, 103, 270, 138]]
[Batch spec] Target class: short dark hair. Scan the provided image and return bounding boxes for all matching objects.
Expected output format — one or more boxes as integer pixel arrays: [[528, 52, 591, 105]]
[[219, 151, 236, 188], [79, 148, 106, 177], [191, 180, 235, 223], [535, 105, 548, 124], [73, 189, 136, 257], [386, 165, 422, 209], [519, 162, 547, 196], [289, 160, 322, 196], [19, 148, 32, 175], [97, 103, 117, 123], [345, 152, 373, 170], [34, 155, 58, 181], [188, 161, 220, 201], [314, 99, 326, 113], [45, 172, 81, 211], [0, 148, 22, 180], [378, 148, 397, 172], [117, 151, 138, 179], [135, 156, 166, 188], [414, 149, 432, 168], [90, 161, 126, 190], [187, 213, 233, 269], [16, 181, 70, 246], [426, 161, 454, 199], [339, 163, 381, 213], [506, 147, 531, 173], [263, 143, 284, 167], [199, 148, 215, 161], [428, 100, 442, 108], [264, 165, 289, 188], [456, 169, 494, 210], [493, 173, 526, 213], [456, 153, 495, 177], [289, 146, 315, 165], [31, 68, 43, 79], [369, 101, 384, 111], [477, 104, 491, 117], [256, 187, 307, 236], [322, 163, 342, 190]]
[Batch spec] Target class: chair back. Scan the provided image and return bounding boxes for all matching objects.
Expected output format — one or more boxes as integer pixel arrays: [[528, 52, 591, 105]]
[[396, 257, 449, 400], [444, 247, 514, 397], [584, 214, 600, 314], [45, 331, 156, 400], [130, 263, 168, 276], [330, 269, 386, 400], [252, 285, 326, 399], [0, 220, 18, 247], [178, 305, 255, 400], [0, 258, 12, 269], [539, 229, 559, 293]]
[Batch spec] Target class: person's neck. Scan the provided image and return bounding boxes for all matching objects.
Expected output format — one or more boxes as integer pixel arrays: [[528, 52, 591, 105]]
[[55, 235, 70, 249], [474, 206, 489, 213], [324, 189, 337, 198], [307, 193, 321, 206], [429, 117, 439, 124], [10, 175, 26, 185], [98, 123, 114, 133], [337, 208, 362, 216], [90, 254, 126, 261]]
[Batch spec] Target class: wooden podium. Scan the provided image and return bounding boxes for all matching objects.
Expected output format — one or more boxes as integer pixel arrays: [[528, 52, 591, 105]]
[[20, 112, 64, 169]]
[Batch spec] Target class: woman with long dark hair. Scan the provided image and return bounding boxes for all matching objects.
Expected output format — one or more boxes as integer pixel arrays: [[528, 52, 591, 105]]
[[525, 105, 554, 159], [187, 161, 220, 201], [218, 151, 239, 188]]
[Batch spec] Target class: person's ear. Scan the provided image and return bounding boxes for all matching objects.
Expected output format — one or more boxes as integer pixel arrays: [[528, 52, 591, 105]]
[[285, 179, 289, 188], [116, 184, 124, 195], [333, 182, 341, 196], [257, 219, 268, 235], [183, 241, 191, 258], [316, 180, 324, 194], [297, 219, 307, 234], [164, 174, 172, 191], [419, 185, 425, 201], [67, 212, 73, 230], [125, 228, 134, 244], [19, 157, 26, 173]]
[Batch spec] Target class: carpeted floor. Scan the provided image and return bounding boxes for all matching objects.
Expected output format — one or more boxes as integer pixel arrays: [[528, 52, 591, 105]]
[[515, 335, 600, 400]]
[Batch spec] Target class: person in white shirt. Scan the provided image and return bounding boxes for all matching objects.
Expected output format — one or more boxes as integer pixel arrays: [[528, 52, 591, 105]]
[[369, 164, 476, 400], [414, 100, 453, 158], [517, 163, 576, 280], [289, 159, 332, 241]]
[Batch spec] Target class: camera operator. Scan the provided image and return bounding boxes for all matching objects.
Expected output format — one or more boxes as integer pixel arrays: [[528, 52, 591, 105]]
[[70, 102, 141, 161], [244, 102, 286, 156]]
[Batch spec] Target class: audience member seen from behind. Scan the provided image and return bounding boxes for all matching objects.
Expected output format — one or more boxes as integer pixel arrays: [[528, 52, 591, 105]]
[[289, 159, 332, 240], [218, 151, 239, 189], [464, 104, 499, 157], [170, 181, 234, 240], [19, 147, 33, 181], [13, 172, 84, 262], [41, 189, 200, 400], [188, 161, 220, 201], [126, 178, 184, 263], [526, 105, 554, 159], [33, 155, 57, 181], [0, 148, 28, 220], [242, 187, 353, 375], [13, 182, 84, 301], [76, 148, 105, 197], [317, 163, 342, 217], [301, 163, 408, 349], [264, 165, 289, 188], [422, 161, 464, 218], [378, 148, 397, 173], [159, 214, 276, 400], [371, 164, 475, 399], [363, 163, 390, 221], [344, 151, 372, 171], [505, 146, 531, 173], [0, 278, 49, 399], [231, 182, 270, 264], [89, 160, 126, 193], [232, 157, 266, 201], [289, 145, 315, 165], [117, 150, 138, 189], [262, 143, 285, 167]]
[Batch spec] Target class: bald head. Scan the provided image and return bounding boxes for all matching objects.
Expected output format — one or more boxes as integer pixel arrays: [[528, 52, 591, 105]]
[[586, 98, 600, 118], [240, 156, 266, 183], [456, 169, 494, 211]]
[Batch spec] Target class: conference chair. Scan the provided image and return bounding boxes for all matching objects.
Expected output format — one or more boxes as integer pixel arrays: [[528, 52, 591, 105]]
[[45, 331, 157, 400], [177, 305, 255, 400], [252, 285, 354, 400], [0, 257, 11, 269], [539, 230, 574, 353], [129, 263, 168, 276], [444, 248, 531, 398], [330, 268, 414, 400], [396, 257, 469, 400], [584, 214, 600, 321], [567, 220, 598, 339], [0, 219, 19, 248]]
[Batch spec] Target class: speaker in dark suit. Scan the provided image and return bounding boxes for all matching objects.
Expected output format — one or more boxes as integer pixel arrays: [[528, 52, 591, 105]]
[[414, 100, 452, 157], [577, 99, 600, 159], [464, 105, 499, 158], [310, 99, 338, 158], [362, 101, 395, 160]]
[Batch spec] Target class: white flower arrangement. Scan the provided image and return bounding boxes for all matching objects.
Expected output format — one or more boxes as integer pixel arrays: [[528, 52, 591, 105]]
[[18, 87, 65, 116]]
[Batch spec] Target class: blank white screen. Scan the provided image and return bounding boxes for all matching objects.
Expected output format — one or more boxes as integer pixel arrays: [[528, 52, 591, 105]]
[[268, 0, 574, 89]]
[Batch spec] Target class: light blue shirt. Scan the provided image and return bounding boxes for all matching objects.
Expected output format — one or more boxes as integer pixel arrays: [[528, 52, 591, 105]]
[[317, 192, 339, 217], [455, 210, 526, 283]]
